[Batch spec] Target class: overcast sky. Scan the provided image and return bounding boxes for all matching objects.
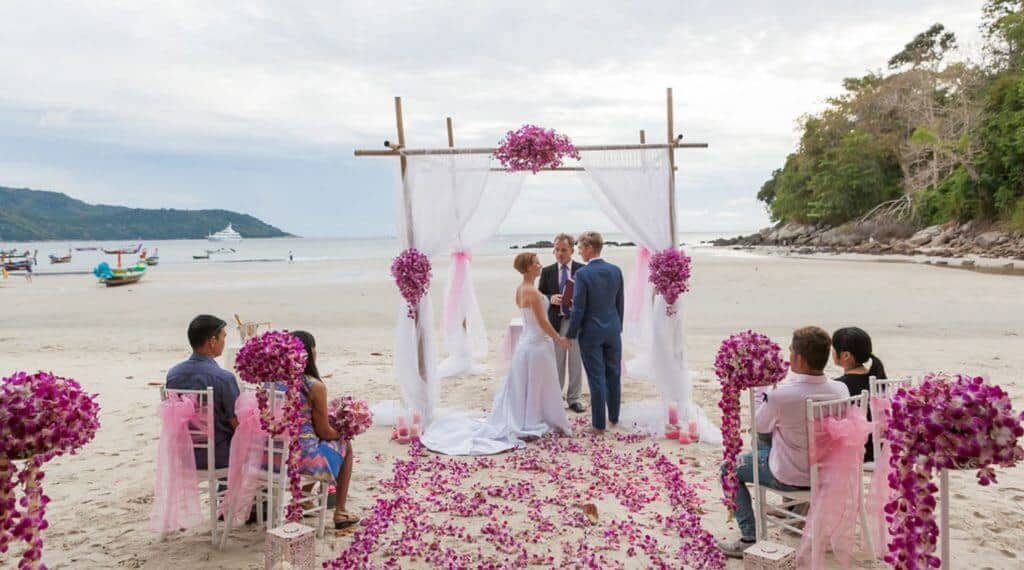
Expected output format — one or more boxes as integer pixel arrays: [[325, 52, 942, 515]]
[[0, 1, 983, 237]]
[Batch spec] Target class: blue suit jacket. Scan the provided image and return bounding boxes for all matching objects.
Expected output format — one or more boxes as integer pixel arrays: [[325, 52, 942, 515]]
[[565, 259, 625, 341]]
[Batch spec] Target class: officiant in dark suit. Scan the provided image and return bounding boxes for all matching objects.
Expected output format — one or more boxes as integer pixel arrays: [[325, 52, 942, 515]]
[[538, 233, 586, 413]]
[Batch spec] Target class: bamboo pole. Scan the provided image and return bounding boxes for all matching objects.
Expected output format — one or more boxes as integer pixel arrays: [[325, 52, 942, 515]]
[[355, 141, 706, 157], [395, 97, 413, 247], [667, 87, 678, 246], [640, 130, 646, 144], [446, 117, 454, 147]]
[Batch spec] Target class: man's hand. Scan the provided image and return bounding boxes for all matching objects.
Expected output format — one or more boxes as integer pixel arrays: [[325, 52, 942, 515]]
[[557, 336, 572, 350], [551, 294, 563, 305]]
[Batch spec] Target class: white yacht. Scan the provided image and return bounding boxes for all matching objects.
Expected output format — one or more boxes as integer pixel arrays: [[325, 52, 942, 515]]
[[207, 223, 242, 242]]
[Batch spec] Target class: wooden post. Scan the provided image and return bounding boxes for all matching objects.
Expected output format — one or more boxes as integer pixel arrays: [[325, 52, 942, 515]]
[[640, 129, 646, 144], [396, 97, 414, 248], [666, 87, 678, 247], [446, 117, 454, 148]]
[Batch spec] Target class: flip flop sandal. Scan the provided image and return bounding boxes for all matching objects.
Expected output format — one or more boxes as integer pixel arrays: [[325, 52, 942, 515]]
[[333, 513, 360, 529]]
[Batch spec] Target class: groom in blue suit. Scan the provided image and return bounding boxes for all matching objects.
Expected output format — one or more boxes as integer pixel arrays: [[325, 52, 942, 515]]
[[565, 231, 625, 432]]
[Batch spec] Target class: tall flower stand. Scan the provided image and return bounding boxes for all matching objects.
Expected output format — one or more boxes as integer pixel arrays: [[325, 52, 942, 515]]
[[265, 522, 316, 570]]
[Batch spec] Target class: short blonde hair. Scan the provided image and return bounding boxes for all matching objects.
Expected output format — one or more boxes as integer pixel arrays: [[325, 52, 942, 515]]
[[553, 233, 575, 248], [513, 252, 537, 274], [577, 231, 604, 254]]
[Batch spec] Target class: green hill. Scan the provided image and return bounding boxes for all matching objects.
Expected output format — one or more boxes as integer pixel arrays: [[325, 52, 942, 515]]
[[0, 186, 292, 241]]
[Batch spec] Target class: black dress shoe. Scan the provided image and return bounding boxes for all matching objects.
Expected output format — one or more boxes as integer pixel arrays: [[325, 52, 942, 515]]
[[569, 402, 585, 413]]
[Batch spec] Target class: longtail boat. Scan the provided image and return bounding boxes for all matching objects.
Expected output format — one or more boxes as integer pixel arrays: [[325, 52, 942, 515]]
[[93, 261, 146, 287], [101, 243, 142, 255], [49, 250, 72, 264]]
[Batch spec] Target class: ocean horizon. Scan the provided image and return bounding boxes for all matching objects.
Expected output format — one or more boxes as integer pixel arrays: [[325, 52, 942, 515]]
[[5, 231, 755, 274]]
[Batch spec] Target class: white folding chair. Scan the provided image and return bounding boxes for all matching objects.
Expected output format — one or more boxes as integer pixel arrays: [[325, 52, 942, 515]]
[[867, 376, 913, 464], [160, 387, 229, 547], [750, 391, 876, 563], [261, 387, 330, 536]]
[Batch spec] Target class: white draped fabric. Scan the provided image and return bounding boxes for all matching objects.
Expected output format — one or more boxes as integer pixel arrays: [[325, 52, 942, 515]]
[[578, 149, 721, 443], [438, 171, 525, 379], [393, 155, 525, 423]]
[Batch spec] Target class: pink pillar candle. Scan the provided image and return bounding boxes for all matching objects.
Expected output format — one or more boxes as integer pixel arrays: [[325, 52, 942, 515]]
[[409, 423, 421, 440], [678, 432, 692, 444], [667, 403, 680, 426], [411, 411, 423, 426], [665, 426, 680, 440], [396, 415, 408, 429], [687, 420, 699, 440]]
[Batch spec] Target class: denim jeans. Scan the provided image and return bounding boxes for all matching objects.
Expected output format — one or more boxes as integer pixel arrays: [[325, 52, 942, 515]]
[[720, 446, 806, 540]]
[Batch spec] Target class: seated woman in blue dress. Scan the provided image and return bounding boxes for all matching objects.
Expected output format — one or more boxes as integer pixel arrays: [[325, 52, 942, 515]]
[[288, 330, 359, 529]]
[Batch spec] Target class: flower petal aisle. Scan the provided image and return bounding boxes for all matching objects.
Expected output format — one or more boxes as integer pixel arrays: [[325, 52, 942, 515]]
[[325, 417, 724, 569]]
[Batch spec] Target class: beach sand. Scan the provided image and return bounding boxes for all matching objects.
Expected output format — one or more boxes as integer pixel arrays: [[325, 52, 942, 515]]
[[1, 249, 1022, 568]]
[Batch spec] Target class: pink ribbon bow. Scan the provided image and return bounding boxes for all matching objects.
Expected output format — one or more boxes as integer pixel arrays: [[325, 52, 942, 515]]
[[797, 407, 872, 568], [150, 394, 205, 534]]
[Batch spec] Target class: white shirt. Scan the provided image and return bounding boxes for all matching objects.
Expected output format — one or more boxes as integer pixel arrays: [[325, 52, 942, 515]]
[[754, 372, 850, 486]]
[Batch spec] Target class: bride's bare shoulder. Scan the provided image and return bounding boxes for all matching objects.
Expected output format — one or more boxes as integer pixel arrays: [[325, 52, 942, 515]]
[[516, 284, 540, 308]]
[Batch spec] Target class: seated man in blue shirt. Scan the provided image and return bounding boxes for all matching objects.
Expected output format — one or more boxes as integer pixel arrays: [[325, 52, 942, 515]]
[[165, 314, 240, 470]]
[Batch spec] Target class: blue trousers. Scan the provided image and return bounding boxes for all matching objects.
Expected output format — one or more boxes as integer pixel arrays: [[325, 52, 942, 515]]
[[719, 447, 806, 540], [578, 334, 621, 430]]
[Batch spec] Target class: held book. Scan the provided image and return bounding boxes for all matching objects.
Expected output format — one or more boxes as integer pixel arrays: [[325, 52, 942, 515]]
[[559, 279, 574, 317]]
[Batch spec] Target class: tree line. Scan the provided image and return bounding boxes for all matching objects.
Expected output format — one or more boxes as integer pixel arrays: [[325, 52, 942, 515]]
[[757, 1, 1024, 230]]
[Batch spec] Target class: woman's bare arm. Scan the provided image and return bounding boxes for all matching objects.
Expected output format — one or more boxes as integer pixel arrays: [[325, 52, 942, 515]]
[[308, 380, 341, 441], [527, 288, 561, 340]]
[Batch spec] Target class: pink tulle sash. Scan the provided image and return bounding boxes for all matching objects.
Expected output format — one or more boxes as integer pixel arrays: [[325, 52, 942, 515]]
[[865, 396, 892, 558], [797, 406, 872, 568], [219, 392, 269, 526], [624, 246, 651, 329], [443, 250, 473, 330], [150, 394, 205, 534]]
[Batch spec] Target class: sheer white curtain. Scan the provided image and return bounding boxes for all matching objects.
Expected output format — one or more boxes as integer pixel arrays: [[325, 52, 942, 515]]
[[393, 154, 493, 425], [438, 171, 526, 379], [578, 148, 720, 443]]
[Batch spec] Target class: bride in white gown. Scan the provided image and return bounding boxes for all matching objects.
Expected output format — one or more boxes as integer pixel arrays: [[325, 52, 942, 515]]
[[421, 252, 573, 456]]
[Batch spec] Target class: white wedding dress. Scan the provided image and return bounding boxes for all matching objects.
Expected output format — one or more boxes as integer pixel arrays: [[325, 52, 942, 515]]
[[421, 296, 572, 455]]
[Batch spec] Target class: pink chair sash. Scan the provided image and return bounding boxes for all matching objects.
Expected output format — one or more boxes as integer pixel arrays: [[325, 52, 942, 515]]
[[443, 250, 473, 330], [797, 407, 872, 568], [150, 394, 205, 533], [865, 396, 892, 558], [219, 392, 269, 526], [624, 246, 651, 329]]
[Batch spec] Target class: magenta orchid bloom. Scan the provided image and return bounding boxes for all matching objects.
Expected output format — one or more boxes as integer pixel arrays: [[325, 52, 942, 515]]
[[493, 124, 580, 174]]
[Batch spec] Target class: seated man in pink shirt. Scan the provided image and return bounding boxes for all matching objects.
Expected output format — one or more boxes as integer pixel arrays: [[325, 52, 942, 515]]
[[717, 326, 849, 558]]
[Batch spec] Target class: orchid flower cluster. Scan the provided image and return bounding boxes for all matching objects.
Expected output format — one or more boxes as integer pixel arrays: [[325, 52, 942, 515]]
[[323, 416, 724, 569], [234, 331, 309, 523], [327, 396, 373, 441], [714, 331, 789, 512], [390, 248, 432, 319], [492, 124, 580, 173], [0, 371, 101, 569], [883, 373, 1024, 569], [648, 248, 693, 315]]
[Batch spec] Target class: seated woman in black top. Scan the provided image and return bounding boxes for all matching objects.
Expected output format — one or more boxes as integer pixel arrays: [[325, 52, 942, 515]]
[[831, 327, 887, 462]]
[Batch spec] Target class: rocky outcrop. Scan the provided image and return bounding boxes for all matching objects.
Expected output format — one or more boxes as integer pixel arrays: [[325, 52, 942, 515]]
[[710, 222, 1024, 261]]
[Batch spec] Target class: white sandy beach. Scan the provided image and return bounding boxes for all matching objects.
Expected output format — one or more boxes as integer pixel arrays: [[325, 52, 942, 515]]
[[2, 248, 1023, 569]]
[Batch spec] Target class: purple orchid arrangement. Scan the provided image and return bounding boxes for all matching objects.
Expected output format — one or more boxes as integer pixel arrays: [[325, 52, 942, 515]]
[[328, 396, 373, 441], [234, 330, 309, 522], [648, 248, 693, 315], [883, 373, 1024, 569], [493, 124, 581, 174], [391, 248, 432, 319], [1, 371, 101, 569], [714, 331, 789, 512]]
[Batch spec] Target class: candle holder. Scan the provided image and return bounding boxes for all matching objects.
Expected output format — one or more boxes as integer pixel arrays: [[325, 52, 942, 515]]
[[265, 522, 316, 570], [742, 541, 795, 569]]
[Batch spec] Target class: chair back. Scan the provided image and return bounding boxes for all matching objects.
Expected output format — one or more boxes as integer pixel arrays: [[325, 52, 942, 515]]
[[234, 313, 272, 344], [867, 376, 913, 462], [804, 393, 869, 481], [161, 386, 216, 471]]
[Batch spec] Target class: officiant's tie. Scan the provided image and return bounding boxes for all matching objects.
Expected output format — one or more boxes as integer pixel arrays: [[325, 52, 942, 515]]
[[559, 264, 568, 290]]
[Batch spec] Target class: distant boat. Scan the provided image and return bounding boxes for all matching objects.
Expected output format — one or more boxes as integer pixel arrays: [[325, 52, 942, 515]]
[[102, 243, 143, 255], [0, 249, 33, 259], [193, 253, 210, 260], [93, 261, 146, 287], [207, 223, 242, 242], [49, 249, 72, 264], [145, 248, 159, 266], [74, 246, 98, 251], [205, 247, 236, 255]]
